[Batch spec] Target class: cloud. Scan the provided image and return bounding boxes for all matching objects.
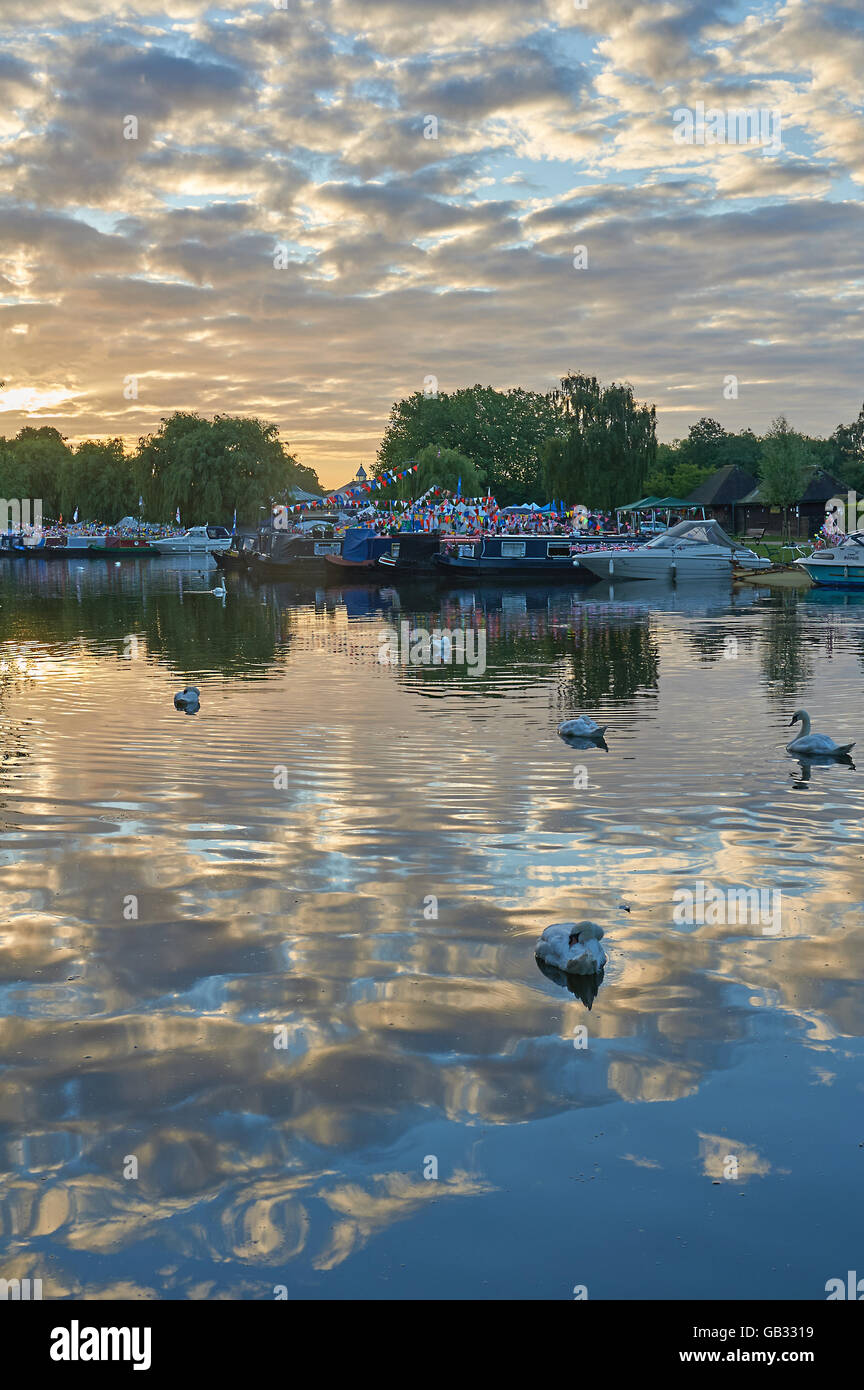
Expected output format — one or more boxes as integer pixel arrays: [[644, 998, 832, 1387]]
[[0, 0, 861, 483]]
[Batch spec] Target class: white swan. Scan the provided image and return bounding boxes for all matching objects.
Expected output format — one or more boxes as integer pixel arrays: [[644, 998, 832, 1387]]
[[558, 716, 607, 740], [786, 709, 854, 758], [534, 922, 607, 975]]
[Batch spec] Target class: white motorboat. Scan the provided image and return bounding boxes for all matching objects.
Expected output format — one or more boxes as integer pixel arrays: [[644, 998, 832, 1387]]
[[575, 518, 772, 581], [150, 525, 233, 554], [794, 535, 864, 588]]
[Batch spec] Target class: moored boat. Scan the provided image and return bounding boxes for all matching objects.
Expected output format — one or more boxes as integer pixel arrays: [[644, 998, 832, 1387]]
[[376, 532, 442, 573], [576, 519, 772, 581], [212, 537, 255, 571], [323, 527, 394, 571], [434, 532, 598, 580], [150, 525, 232, 554], [247, 531, 343, 579], [18, 532, 156, 557], [794, 535, 864, 588]]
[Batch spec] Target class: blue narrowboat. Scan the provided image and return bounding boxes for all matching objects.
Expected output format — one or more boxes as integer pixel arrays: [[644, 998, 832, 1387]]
[[434, 533, 598, 581], [323, 527, 394, 572]]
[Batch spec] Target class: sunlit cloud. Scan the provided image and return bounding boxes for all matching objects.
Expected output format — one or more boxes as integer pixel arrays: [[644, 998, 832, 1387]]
[[0, 0, 861, 483]]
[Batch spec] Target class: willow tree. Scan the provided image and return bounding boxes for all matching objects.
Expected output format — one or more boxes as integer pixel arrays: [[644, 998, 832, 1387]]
[[135, 413, 313, 524], [62, 439, 136, 521], [541, 373, 657, 509], [376, 444, 485, 501], [0, 426, 72, 516]]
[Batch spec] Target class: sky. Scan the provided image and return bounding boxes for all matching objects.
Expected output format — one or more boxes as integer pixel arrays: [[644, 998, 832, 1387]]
[[0, 0, 862, 487]]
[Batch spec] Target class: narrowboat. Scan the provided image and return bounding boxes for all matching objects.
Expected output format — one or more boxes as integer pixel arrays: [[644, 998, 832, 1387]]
[[323, 527, 394, 572], [376, 532, 442, 574], [19, 532, 156, 557], [434, 533, 598, 581], [247, 530, 343, 579]]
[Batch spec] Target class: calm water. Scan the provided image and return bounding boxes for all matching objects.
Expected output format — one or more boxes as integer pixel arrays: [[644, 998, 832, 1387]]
[[0, 556, 862, 1300]]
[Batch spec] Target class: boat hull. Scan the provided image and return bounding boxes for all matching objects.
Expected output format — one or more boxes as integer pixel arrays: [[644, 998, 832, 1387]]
[[797, 561, 864, 588], [151, 539, 232, 554], [434, 553, 596, 581], [19, 538, 156, 557], [577, 553, 737, 580]]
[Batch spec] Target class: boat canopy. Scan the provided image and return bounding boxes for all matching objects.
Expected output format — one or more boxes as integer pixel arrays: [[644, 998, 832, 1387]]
[[341, 527, 377, 562], [266, 532, 311, 561], [644, 519, 740, 550]]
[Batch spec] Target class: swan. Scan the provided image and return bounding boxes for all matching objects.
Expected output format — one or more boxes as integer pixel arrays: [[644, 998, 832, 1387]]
[[558, 716, 607, 740], [174, 686, 200, 711], [534, 921, 606, 975], [786, 709, 854, 758]]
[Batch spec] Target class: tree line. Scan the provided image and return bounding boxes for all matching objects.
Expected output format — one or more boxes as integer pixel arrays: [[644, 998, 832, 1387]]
[[376, 375, 864, 511], [2, 382, 862, 525], [0, 413, 321, 524]]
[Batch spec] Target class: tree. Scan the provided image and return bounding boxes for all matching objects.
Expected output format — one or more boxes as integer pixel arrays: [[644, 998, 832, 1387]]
[[377, 385, 558, 501], [411, 444, 485, 496], [63, 439, 136, 521], [645, 445, 713, 501], [0, 426, 72, 516], [831, 402, 864, 493], [541, 373, 656, 509], [715, 428, 762, 471], [759, 417, 816, 543], [680, 417, 727, 466], [135, 413, 316, 523]]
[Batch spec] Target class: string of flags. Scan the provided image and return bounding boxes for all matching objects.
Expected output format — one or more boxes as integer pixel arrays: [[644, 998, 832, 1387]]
[[283, 463, 421, 512]]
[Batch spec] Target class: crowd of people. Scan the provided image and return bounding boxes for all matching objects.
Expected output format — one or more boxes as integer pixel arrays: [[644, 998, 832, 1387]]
[[283, 496, 637, 539]]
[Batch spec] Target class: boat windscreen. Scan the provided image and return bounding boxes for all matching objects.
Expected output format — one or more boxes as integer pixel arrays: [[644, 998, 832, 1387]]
[[645, 519, 737, 550]]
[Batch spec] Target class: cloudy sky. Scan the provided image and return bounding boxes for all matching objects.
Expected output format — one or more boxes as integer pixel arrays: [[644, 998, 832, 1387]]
[[0, 0, 861, 486]]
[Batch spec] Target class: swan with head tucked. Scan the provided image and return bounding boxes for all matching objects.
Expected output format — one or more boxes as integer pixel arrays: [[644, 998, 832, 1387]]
[[786, 709, 854, 758], [558, 716, 607, 741], [534, 921, 606, 975]]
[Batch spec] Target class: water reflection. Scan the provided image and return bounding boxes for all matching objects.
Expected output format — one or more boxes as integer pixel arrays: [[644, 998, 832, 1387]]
[[0, 561, 862, 1298]]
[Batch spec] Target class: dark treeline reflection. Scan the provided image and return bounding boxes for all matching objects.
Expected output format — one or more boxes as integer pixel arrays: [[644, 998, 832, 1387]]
[[0, 564, 288, 678], [3, 567, 864, 698]]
